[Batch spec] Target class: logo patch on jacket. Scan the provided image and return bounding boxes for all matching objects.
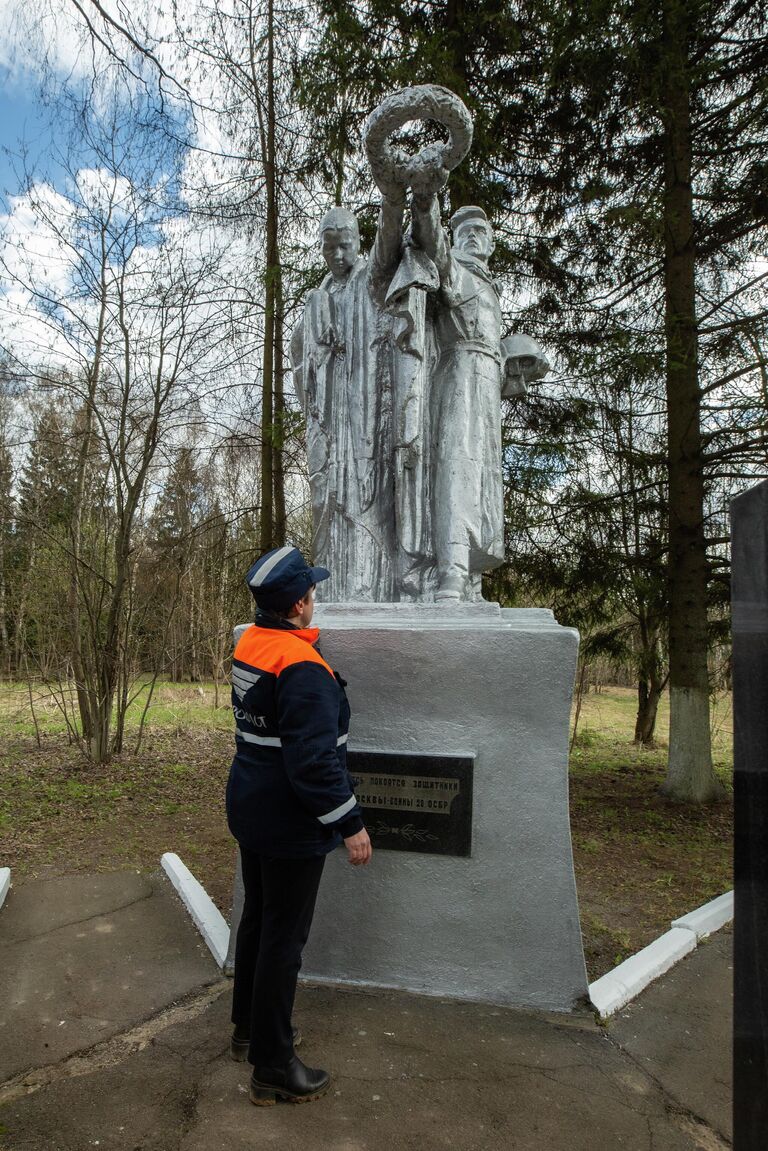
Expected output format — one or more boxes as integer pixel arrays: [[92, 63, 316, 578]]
[[232, 706, 268, 728]]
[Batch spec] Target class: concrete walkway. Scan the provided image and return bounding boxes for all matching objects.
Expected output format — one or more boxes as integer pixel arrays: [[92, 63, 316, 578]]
[[0, 873, 732, 1150]]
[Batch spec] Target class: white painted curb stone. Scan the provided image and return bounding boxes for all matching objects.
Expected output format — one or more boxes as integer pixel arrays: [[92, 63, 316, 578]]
[[161, 853, 229, 969], [589, 927, 696, 1018], [0, 868, 10, 910], [590, 889, 734, 1019], [672, 890, 733, 940], [159, 850, 734, 1014]]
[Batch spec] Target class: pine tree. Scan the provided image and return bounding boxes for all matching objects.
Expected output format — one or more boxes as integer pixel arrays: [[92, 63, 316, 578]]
[[297, 0, 767, 800], [499, 0, 767, 800], [13, 397, 79, 674], [294, 0, 522, 269], [148, 445, 209, 681]]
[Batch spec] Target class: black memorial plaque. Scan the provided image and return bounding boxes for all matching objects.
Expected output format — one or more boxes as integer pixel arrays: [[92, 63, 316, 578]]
[[348, 750, 473, 857]]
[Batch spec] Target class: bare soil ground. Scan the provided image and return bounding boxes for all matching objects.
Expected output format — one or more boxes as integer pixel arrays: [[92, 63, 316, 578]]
[[570, 748, 731, 976], [0, 727, 237, 915], [0, 682, 733, 981]]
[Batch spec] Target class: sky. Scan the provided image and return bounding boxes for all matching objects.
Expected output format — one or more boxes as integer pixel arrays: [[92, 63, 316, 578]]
[[0, 0, 249, 431], [0, 0, 191, 189], [1, 62, 36, 192], [0, 0, 91, 199], [0, 75, 63, 197]]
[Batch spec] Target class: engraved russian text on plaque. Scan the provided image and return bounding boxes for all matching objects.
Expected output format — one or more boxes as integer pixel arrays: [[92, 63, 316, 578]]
[[348, 751, 473, 856]]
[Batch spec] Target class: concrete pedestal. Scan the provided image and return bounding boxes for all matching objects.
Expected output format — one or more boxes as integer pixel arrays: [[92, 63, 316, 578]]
[[228, 603, 588, 1012]]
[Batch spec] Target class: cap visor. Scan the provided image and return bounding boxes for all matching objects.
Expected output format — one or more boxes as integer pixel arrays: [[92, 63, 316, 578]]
[[309, 566, 331, 584]]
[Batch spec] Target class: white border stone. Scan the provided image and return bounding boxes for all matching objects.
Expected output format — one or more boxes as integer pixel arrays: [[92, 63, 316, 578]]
[[160, 850, 733, 1016], [589, 928, 697, 1018], [161, 853, 229, 969], [671, 890, 733, 940], [589, 890, 734, 1018], [0, 868, 10, 910]]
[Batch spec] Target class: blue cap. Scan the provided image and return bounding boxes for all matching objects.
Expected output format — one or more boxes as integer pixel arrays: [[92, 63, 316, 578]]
[[245, 546, 330, 612]]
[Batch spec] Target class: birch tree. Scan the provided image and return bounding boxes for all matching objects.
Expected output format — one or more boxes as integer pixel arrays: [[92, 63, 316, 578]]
[[0, 82, 241, 759]]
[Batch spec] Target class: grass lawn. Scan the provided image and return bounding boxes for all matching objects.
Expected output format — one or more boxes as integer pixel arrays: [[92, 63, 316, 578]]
[[0, 678, 733, 982], [0, 679, 237, 916]]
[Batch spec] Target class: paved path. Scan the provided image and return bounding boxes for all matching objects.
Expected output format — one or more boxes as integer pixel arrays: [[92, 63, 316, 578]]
[[611, 928, 732, 1144], [0, 874, 732, 1150]]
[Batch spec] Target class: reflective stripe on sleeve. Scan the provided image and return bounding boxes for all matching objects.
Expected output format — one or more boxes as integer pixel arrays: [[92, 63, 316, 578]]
[[232, 666, 261, 686], [337, 733, 348, 746], [235, 728, 282, 747], [317, 794, 357, 825]]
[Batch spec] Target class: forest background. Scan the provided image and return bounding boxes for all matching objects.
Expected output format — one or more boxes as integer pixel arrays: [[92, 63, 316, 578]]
[[0, 0, 765, 813]]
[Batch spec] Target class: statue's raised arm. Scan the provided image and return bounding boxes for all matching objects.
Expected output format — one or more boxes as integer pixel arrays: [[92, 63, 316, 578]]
[[365, 87, 507, 601]]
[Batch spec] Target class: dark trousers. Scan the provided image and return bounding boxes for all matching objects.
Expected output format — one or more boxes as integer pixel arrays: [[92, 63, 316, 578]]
[[231, 847, 325, 1067]]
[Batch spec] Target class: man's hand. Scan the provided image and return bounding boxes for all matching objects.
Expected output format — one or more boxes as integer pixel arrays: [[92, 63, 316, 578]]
[[372, 173, 407, 208], [344, 828, 373, 866], [406, 159, 449, 207]]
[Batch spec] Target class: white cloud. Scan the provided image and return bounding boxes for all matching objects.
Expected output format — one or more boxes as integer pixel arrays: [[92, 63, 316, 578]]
[[0, 0, 184, 99], [0, 0, 95, 86], [0, 165, 262, 393], [1, 183, 74, 290], [0, 181, 82, 364], [74, 167, 134, 213]]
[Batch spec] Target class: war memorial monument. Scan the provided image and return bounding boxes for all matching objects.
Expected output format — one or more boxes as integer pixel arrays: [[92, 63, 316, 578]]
[[230, 86, 588, 1011]]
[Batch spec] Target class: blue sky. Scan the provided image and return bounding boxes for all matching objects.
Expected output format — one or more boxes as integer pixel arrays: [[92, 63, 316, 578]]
[[0, 0, 91, 197], [0, 54, 191, 214], [0, 66, 63, 199]]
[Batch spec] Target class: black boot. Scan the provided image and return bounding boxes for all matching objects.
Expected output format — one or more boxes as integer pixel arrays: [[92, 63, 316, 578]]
[[249, 1055, 330, 1105], [230, 1025, 302, 1062]]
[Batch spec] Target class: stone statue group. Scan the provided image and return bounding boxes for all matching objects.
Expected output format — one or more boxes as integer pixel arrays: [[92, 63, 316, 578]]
[[290, 87, 548, 604]]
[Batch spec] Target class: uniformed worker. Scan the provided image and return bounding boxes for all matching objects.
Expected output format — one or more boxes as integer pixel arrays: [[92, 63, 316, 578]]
[[226, 546, 372, 1105]]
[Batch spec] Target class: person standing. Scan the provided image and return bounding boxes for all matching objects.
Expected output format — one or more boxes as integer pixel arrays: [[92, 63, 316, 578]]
[[226, 545, 372, 1105]]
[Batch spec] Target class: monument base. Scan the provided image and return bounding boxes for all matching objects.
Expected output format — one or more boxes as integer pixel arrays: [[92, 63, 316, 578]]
[[228, 603, 588, 1012]]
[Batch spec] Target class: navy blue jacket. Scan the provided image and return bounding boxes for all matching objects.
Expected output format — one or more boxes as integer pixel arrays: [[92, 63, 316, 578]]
[[226, 612, 364, 857]]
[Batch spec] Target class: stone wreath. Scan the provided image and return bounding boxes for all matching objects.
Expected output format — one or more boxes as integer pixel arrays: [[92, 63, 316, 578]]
[[363, 84, 473, 193]]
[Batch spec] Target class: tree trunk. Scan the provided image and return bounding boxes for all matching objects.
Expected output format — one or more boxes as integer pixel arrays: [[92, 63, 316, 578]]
[[91, 572, 122, 761], [659, 0, 722, 801], [634, 621, 665, 745], [635, 676, 663, 745], [13, 532, 36, 674], [68, 398, 97, 743], [273, 259, 287, 545], [0, 425, 9, 672], [334, 95, 347, 206], [113, 643, 130, 756], [190, 578, 200, 682], [0, 527, 8, 676], [259, 0, 277, 554], [445, 0, 470, 215]]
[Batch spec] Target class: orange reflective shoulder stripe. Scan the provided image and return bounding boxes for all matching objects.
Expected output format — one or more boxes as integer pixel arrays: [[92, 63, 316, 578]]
[[233, 625, 334, 679]]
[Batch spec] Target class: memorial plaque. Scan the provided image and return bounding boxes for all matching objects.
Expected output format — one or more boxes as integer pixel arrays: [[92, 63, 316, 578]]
[[348, 750, 473, 856]]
